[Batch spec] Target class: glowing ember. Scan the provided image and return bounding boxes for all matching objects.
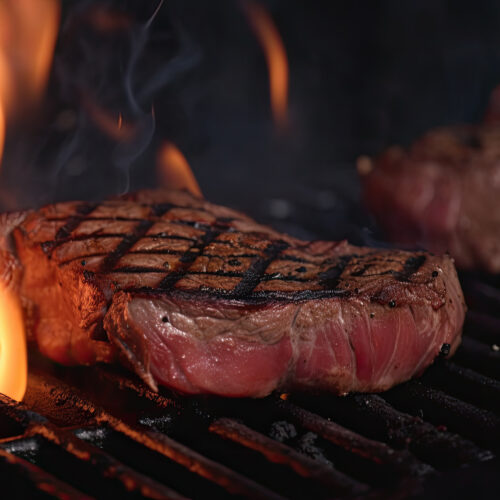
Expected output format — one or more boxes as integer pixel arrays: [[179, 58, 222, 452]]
[[243, 0, 289, 128], [0, 283, 27, 401], [0, 0, 60, 165], [157, 142, 202, 197]]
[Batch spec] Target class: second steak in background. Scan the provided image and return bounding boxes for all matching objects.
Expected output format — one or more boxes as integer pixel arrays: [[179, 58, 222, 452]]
[[359, 125, 500, 274]]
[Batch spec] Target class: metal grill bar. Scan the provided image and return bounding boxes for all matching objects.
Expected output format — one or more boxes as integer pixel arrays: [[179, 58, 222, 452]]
[[0, 396, 187, 499], [383, 381, 500, 451], [0, 447, 92, 500], [292, 393, 493, 469], [277, 399, 432, 476], [453, 337, 500, 379], [95, 365, 431, 478], [27, 373, 287, 500], [209, 417, 368, 495], [422, 361, 500, 414], [29, 424, 187, 499], [97, 361, 495, 473]]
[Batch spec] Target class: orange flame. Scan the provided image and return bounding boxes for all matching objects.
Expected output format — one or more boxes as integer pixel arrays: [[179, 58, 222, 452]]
[[0, 0, 60, 165], [243, 1, 289, 128], [0, 0, 59, 400], [84, 96, 136, 142], [157, 142, 202, 197], [0, 105, 4, 166], [0, 283, 27, 401]]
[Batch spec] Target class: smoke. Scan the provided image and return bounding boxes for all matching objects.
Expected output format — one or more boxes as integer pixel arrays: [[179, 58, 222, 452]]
[[1, 0, 202, 208], [2, 0, 500, 250]]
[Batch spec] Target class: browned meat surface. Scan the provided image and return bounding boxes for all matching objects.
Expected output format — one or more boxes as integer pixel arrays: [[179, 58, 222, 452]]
[[1, 189, 465, 397], [360, 125, 500, 273]]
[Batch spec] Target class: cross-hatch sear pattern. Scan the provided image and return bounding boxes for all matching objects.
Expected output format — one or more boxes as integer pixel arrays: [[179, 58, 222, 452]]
[[24, 191, 444, 304]]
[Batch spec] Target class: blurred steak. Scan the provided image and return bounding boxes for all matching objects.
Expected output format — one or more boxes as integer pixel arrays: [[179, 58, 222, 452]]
[[359, 124, 500, 273], [1, 189, 465, 397]]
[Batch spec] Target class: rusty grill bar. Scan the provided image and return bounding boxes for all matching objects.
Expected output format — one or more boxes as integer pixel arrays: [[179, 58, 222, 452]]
[[0, 275, 499, 499]]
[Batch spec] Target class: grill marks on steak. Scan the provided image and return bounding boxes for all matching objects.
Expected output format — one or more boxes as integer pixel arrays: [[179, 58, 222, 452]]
[[7, 189, 466, 397], [32, 197, 439, 302]]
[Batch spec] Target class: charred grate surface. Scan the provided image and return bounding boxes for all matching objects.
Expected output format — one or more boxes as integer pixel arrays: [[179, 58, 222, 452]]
[[0, 276, 499, 498]]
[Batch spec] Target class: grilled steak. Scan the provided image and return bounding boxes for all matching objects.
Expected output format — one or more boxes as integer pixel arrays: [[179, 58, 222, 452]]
[[1, 189, 465, 397], [359, 125, 500, 273]]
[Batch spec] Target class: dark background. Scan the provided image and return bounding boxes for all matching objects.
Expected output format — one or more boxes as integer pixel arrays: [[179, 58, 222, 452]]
[[3, 0, 500, 243], [1, 4, 499, 498]]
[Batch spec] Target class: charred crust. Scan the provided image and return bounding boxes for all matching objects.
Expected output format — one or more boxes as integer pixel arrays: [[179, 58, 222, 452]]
[[124, 286, 351, 304], [41, 241, 56, 254], [394, 255, 427, 282], [229, 240, 290, 299], [318, 255, 352, 289], [158, 227, 222, 290], [30, 193, 451, 312], [439, 343, 451, 357], [82, 269, 95, 282], [54, 203, 98, 243], [99, 220, 158, 273], [350, 264, 371, 276]]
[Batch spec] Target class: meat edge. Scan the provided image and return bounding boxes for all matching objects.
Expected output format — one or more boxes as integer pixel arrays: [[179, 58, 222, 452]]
[[103, 262, 464, 398]]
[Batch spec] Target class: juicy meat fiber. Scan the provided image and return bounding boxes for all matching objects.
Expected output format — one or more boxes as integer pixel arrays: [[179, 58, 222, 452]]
[[359, 125, 500, 273], [2, 189, 465, 397]]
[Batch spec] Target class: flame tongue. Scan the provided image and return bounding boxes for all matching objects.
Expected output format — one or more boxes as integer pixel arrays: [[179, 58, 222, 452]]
[[157, 142, 202, 197], [243, 1, 289, 128], [0, 282, 27, 401], [0, 0, 60, 165], [0, 47, 10, 166], [0, 0, 59, 400], [0, 105, 4, 166]]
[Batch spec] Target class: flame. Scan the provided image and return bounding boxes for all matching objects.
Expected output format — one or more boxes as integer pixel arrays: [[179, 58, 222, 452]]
[[243, 1, 289, 128], [0, 105, 4, 166], [84, 96, 136, 142], [0, 0, 60, 164], [0, 39, 12, 166], [157, 142, 202, 197], [0, 0, 59, 399], [0, 283, 27, 401]]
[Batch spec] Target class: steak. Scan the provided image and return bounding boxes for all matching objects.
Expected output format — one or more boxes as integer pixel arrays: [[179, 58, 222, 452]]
[[359, 125, 500, 273], [1, 189, 465, 397]]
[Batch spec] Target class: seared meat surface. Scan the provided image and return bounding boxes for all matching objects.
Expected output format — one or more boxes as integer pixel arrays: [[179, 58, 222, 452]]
[[2, 189, 465, 397], [360, 125, 500, 273]]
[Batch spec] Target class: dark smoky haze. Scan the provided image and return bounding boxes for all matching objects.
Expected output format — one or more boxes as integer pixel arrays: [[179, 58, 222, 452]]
[[2, 0, 500, 244]]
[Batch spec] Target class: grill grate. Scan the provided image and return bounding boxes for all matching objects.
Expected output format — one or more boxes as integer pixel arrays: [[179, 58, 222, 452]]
[[0, 275, 499, 499]]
